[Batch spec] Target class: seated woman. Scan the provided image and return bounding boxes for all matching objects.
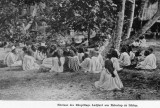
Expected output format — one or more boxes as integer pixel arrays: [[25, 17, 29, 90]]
[[119, 47, 131, 67], [136, 48, 157, 70], [50, 49, 65, 73], [4, 46, 22, 67], [110, 50, 122, 71], [68, 50, 80, 72], [19, 47, 28, 61], [95, 53, 123, 91], [23, 49, 40, 71], [34, 46, 47, 63], [40, 48, 54, 71], [80, 52, 91, 73], [139, 35, 147, 47], [89, 50, 103, 73]]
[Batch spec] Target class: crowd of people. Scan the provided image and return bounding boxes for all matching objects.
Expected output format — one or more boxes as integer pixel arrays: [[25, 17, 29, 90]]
[[1, 35, 157, 91]]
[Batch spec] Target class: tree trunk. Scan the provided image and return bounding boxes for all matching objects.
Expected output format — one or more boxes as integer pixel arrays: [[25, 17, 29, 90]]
[[126, 0, 135, 39], [123, 0, 160, 45], [115, 0, 126, 50]]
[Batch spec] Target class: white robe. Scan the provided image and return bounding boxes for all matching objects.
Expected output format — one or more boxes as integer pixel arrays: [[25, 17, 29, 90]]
[[111, 57, 122, 71], [136, 53, 157, 70], [139, 39, 147, 47], [23, 55, 40, 71], [97, 53, 104, 67], [41, 57, 53, 68], [129, 51, 135, 60], [119, 52, 131, 66], [4, 52, 22, 67], [50, 57, 65, 73], [90, 56, 103, 73], [95, 68, 123, 91], [80, 58, 91, 72]]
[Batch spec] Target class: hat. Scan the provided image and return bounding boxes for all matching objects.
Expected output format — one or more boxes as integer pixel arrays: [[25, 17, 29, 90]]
[[11, 46, 16, 50]]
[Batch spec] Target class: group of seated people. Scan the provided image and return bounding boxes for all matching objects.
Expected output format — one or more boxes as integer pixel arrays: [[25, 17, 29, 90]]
[[131, 35, 147, 48], [2, 39, 157, 91]]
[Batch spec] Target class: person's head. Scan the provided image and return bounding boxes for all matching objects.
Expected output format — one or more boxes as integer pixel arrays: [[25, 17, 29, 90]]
[[57, 49, 64, 57], [148, 47, 153, 54], [135, 39, 139, 42], [120, 46, 127, 53], [82, 52, 90, 61], [106, 53, 112, 59], [110, 50, 118, 58], [139, 35, 145, 40], [127, 46, 133, 52], [26, 49, 33, 56], [22, 47, 28, 54], [69, 50, 76, 57], [31, 45, 36, 52], [11, 46, 18, 54], [144, 50, 150, 56], [78, 48, 84, 53]]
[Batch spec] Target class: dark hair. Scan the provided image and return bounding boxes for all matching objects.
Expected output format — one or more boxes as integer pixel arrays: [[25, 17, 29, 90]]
[[31, 45, 36, 52], [121, 47, 127, 53], [78, 48, 84, 53], [22, 47, 27, 53], [69, 50, 76, 57], [26, 50, 32, 56], [82, 52, 89, 61], [110, 50, 118, 58], [106, 53, 112, 59], [127, 46, 133, 52], [139, 36, 145, 40], [135, 39, 139, 42], [144, 50, 150, 56], [148, 47, 153, 54]]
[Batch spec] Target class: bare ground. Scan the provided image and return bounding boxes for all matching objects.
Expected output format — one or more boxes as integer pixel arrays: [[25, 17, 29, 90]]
[[0, 40, 160, 100]]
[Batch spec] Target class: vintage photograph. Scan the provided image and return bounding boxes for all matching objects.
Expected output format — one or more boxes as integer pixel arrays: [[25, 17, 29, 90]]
[[0, 0, 160, 101]]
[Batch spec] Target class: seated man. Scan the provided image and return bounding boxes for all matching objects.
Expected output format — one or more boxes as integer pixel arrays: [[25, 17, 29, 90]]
[[4, 46, 22, 67], [136, 48, 157, 70]]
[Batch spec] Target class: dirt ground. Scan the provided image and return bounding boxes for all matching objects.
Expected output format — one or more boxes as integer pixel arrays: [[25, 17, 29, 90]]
[[0, 40, 160, 100]]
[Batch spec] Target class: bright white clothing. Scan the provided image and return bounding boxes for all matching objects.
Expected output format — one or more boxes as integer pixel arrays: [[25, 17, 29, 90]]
[[4, 52, 22, 67], [23, 55, 40, 71], [97, 53, 104, 67], [90, 56, 103, 73], [119, 52, 131, 66], [129, 51, 135, 60], [132, 41, 140, 47], [50, 57, 65, 73], [99, 46, 105, 54], [41, 57, 53, 68], [111, 57, 122, 71], [136, 53, 157, 70], [95, 68, 123, 91], [139, 39, 147, 47], [80, 58, 91, 72], [68, 56, 80, 72]]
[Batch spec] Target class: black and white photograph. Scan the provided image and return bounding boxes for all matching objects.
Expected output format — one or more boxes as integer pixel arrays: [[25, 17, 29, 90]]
[[0, 0, 160, 106]]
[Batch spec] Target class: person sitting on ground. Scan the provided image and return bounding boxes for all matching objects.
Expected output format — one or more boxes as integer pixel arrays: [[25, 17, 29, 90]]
[[4, 46, 22, 67], [50, 49, 65, 73], [22, 49, 40, 71], [34, 46, 47, 63], [110, 50, 123, 71], [89, 50, 103, 73], [136, 48, 157, 70], [68, 50, 80, 72], [40, 47, 55, 71], [119, 46, 131, 67], [132, 39, 140, 47], [95, 53, 123, 91], [139, 35, 147, 47], [19, 47, 28, 62], [127, 46, 135, 61], [80, 52, 91, 73]]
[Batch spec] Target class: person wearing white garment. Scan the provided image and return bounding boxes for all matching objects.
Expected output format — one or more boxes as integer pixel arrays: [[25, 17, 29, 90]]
[[80, 52, 91, 73], [95, 53, 123, 91], [89, 50, 102, 73], [110, 50, 123, 71], [23, 49, 40, 71], [136, 48, 157, 70], [4, 46, 22, 67], [50, 49, 65, 73], [139, 36, 147, 48], [119, 47, 131, 67]]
